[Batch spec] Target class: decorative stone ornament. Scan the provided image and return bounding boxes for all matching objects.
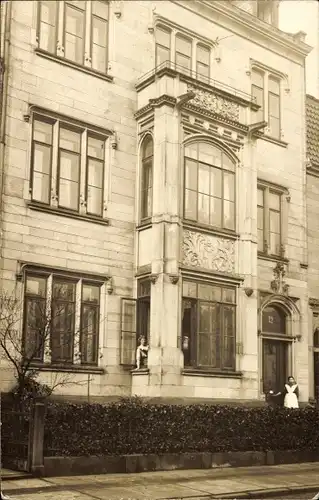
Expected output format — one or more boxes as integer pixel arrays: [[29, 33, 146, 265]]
[[182, 230, 235, 274], [187, 85, 240, 122], [270, 262, 289, 295], [244, 287, 254, 297], [168, 274, 179, 285], [150, 273, 159, 284], [106, 277, 114, 295]]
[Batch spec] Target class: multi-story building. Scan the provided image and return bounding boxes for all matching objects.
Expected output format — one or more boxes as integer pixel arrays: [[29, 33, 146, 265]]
[[0, 0, 315, 403]]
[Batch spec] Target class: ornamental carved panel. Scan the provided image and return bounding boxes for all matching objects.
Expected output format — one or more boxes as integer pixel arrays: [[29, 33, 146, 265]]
[[187, 85, 240, 122], [182, 230, 235, 274]]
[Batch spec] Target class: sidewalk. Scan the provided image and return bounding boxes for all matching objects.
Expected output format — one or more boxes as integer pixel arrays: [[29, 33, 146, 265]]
[[1, 462, 319, 499]]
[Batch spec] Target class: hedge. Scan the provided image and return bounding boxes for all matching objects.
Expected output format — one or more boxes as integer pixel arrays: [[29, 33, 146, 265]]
[[43, 397, 319, 457]]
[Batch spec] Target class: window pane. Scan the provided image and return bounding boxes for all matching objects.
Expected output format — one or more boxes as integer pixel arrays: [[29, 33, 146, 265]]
[[199, 143, 221, 166], [223, 305, 235, 370], [33, 172, 50, 204], [41, 0, 57, 24], [142, 161, 152, 190], [176, 53, 191, 72], [34, 143, 51, 174], [176, 36, 191, 56], [156, 27, 170, 48], [39, 1, 57, 52], [92, 43, 107, 72], [224, 200, 235, 230], [87, 186, 102, 215], [270, 210, 280, 233], [198, 164, 210, 194], [210, 168, 221, 197], [138, 280, 151, 297], [33, 120, 53, 144], [182, 281, 197, 298], [198, 284, 221, 301], [142, 137, 153, 159], [198, 193, 210, 224], [88, 137, 104, 160], [53, 281, 76, 300], [269, 116, 280, 138], [269, 93, 280, 118], [82, 284, 100, 303], [59, 180, 79, 210], [60, 128, 81, 153], [81, 304, 98, 364], [252, 85, 264, 120], [185, 159, 197, 190], [24, 298, 46, 361], [258, 229, 264, 252], [210, 197, 222, 227], [197, 45, 209, 65], [252, 70, 264, 87], [199, 303, 211, 333], [185, 143, 198, 161], [270, 232, 281, 255], [92, 0, 109, 19], [262, 306, 286, 334], [184, 189, 197, 220], [269, 78, 280, 95], [198, 303, 220, 367], [26, 276, 47, 297], [257, 188, 264, 206], [60, 151, 80, 181], [257, 205, 264, 230], [156, 46, 170, 66], [269, 192, 280, 210], [222, 153, 235, 172], [88, 158, 103, 188], [197, 63, 209, 81], [92, 16, 107, 46], [223, 172, 235, 202]]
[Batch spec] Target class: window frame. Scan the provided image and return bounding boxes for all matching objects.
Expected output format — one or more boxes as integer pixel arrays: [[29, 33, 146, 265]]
[[175, 33, 192, 75], [29, 111, 110, 221], [140, 135, 153, 222], [257, 181, 287, 259], [181, 279, 237, 372], [183, 142, 236, 232], [36, 0, 110, 78], [155, 25, 171, 67], [80, 281, 101, 365], [196, 43, 210, 82], [251, 67, 282, 140], [22, 271, 102, 367]]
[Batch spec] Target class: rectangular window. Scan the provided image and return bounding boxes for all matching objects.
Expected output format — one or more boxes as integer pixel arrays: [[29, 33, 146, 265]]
[[196, 44, 210, 82], [37, 0, 109, 75], [258, 183, 284, 257], [257, 187, 265, 252], [137, 280, 151, 344], [81, 283, 100, 364], [268, 78, 280, 139], [175, 34, 192, 74], [155, 26, 171, 67], [182, 280, 236, 371], [31, 118, 53, 204], [30, 113, 108, 219], [252, 70, 264, 121], [23, 272, 101, 366]]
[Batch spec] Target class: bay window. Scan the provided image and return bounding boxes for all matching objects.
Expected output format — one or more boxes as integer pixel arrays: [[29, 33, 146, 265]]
[[182, 280, 236, 371]]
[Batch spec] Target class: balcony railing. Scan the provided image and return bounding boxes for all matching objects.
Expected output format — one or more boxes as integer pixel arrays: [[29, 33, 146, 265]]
[[137, 60, 256, 105]]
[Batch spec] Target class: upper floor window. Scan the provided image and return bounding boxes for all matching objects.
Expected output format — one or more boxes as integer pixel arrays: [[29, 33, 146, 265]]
[[257, 183, 284, 257], [23, 273, 101, 366], [251, 68, 281, 139], [38, 0, 109, 74], [140, 136, 153, 220], [31, 113, 108, 218], [182, 280, 236, 371], [155, 25, 211, 81], [184, 142, 235, 231]]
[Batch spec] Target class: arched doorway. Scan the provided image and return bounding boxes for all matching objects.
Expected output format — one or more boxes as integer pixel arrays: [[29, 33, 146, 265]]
[[262, 305, 289, 393], [314, 329, 319, 402]]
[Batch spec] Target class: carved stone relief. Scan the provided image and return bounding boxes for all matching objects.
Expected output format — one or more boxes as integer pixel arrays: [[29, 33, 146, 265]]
[[187, 85, 240, 122], [182, 230, 235, 274]]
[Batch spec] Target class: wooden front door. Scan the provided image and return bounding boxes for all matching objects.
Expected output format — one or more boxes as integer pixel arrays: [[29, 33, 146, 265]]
[[263, 338, 288, 393]]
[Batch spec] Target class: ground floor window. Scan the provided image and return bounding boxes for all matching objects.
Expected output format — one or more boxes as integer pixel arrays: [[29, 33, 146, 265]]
[[181, 280, 236, 371], [261, 305, 290, 393]]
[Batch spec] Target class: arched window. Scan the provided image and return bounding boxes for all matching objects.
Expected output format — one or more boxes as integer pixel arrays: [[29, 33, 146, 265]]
[[140, 136, 153, 220], [262, 305, 286, 335], [183, 142, 235, 230]]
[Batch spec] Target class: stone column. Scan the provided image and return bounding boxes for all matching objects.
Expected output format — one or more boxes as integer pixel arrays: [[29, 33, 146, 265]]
[[237, 138, 259, 399], [146, 102, 184, 396]]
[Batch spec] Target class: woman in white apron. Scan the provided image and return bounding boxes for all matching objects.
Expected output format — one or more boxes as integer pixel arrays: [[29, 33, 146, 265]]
[[283, 376, 299, 408], [270, 376, 299, 408]]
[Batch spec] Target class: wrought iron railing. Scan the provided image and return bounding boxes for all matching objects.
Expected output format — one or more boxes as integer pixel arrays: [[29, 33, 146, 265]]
[[137, 60, 256, 104]]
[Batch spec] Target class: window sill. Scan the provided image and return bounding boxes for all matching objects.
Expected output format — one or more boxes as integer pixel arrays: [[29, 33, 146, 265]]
[[183, 221, 238, 240], [182, 369, 242, 379], [35, 48, 114, 82], [258, 134, 288, 148], [131, 368, 149, 375], [29, 362, 105, 375], [27, 202, 110, 226], [258, 252, 288, 264]]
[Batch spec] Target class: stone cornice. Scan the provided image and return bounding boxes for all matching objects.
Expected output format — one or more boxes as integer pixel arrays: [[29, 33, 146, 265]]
[[173, 0, 312, 63], [183, 102, 248, 133]]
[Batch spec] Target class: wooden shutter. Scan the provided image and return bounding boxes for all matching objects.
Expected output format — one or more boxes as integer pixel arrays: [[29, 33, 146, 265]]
[[120, 298, 137, 365]]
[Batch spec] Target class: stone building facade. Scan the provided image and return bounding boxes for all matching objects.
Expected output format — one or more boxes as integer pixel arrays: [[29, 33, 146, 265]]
[[0, 0, 315, 403]]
